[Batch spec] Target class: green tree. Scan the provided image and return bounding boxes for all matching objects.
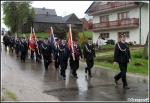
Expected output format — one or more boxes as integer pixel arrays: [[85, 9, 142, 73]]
[[2, 1, 35, 34], [71, 28, 80, 40], [53, 24, 67, 39]]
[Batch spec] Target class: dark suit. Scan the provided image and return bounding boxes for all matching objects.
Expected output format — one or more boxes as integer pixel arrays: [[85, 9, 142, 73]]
[[40, 42, 52, 71], [15, 39, 21, 57], [9, 38, 15, 53], [83, 44, 96, 76], [114, 41, 131, 87], [20, 41, 28, 62], [54, 43, 69, 78], [52, 42, 59, 69], [69, 45, 83, 77]]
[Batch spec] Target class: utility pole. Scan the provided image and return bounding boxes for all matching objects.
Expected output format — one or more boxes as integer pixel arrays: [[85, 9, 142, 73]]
[[142, 31, 149, 59]]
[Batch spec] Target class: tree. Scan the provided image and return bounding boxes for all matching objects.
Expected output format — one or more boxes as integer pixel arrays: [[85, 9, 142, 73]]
[[2, 1, 35, 34], [53, 25, 67, 39], [71, 28, 80, 40]]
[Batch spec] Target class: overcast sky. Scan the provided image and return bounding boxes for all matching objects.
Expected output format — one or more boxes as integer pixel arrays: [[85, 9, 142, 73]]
[[1, 1, 93, 30]]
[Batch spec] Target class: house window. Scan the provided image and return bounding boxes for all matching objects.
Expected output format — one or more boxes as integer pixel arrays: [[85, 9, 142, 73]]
[[118, 11, 130, 20], [118, 31, 130, 38], [100, 15, 109, 22], [100, 33, 109, 38]]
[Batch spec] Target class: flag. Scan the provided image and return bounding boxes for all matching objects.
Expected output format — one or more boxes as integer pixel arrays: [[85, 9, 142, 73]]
[[68, 24, 75, 60], [49, 27, 55, 54], [29, 27, 36, 51], [68, 24, 73, 49]]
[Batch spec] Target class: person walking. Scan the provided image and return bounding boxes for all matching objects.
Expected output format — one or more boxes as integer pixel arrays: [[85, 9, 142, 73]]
[[53, 38, 69, 80], [69, 39, 83, 78], [40, 38, 52, 71], [113, 34, 131, 89], [83, 38, 96, 77], [97, 36, 102, 50]]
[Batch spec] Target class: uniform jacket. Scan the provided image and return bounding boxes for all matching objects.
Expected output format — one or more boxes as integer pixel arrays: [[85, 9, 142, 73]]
[[83, 44, 96, 60], [113, 41, 131, 63], [20, 41, 28, 52], [69, 45, 83, 61], [54, 43, 69, 61], [40, 42, 52, 56]]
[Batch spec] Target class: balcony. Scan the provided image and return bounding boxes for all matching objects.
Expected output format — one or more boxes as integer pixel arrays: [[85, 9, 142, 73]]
[[88, 2, 139, 15], [89, 18, 139, 31]]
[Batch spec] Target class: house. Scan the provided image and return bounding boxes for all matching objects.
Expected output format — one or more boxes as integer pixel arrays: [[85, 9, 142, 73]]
[[80, 18, 89, 30], [23, 7, 66, 33], [85, 1, 149, 45], [63, 13, 83, 31]]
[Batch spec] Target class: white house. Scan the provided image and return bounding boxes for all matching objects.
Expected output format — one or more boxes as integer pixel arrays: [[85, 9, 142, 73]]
[[85, 1, 149, 45]]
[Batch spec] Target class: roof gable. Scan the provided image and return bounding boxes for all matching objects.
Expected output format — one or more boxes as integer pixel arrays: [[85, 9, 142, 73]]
[[63, 13, 82, 24]]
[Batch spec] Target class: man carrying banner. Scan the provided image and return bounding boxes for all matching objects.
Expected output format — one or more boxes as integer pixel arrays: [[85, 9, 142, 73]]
[[83, 38, 96, 77], [52, 38, 60, 70], [69, 39, 83, 78], [34, 37, 43, 63]]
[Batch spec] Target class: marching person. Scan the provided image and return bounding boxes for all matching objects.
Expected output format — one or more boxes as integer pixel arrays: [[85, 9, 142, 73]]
[[113, 34, 131, 89], [53, 38, 69, 80], [83, 38, 96, 77], [40, 38, 52, 71], [52, 38, 60, 70], [29, 39, 35, 59], [34, 37, 43, 63], [3, 34, 9, 49], [9, 36, 15, 53], [20, 37, 28, 63], [69, 39, 83, 78], [15, 37, 21, 57]]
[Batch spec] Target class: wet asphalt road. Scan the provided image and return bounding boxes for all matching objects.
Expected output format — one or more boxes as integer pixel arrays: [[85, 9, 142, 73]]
[[1, 40, 149, 101]]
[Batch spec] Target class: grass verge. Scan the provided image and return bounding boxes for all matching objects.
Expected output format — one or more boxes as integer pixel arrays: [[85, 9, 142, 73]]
[[6, 91, 18, 101]]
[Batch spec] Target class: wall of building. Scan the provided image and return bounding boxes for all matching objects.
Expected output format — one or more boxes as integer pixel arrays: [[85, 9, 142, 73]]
[[93, 27, 139, 44], [140, 4, 148, 44]]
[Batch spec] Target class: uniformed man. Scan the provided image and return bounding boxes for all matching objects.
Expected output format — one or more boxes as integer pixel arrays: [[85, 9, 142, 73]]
[[3, 34, 9, 49], [29, 39, 35, 59], [15, 37, 21, 57], [9, 36, 15, 53], [40, 38, 52, 71], [113, 34, 131, 89], [53, 38, 69, 80], [20, 37, 28, 63], [83, 38, 96, 77], [69, 39, 83, 78], [52, 38, 60, 70], [34, 37, 43, 62]]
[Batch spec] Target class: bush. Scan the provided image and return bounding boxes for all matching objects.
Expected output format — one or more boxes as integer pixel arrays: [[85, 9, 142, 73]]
[[81, 41, 88, 49], [77, 33, 88, 48]]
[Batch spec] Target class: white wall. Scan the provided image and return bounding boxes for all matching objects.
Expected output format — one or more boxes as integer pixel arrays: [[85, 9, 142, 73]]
[[93, 27, 139, 44], [141, 4, 148, 44], [93, 7, 139, 23]]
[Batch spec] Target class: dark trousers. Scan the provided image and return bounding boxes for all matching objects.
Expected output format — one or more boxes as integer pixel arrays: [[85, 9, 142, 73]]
[[85, 60, 94, 76], [15, 48, 19, 56], [43, 56, 51, 70], [21, 51, 26, 62], [55, 58, 59, 69], [115, 63, 128, 87], [30, 50, 34, 59], [70, 60, 79, 76], [35, 49, 41, 61], [59, 60, 68, 77]]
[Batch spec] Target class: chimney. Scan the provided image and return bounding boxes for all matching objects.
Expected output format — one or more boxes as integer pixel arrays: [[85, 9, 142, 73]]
[[46, 12, 48, 16], [43, 7, 45, 10]]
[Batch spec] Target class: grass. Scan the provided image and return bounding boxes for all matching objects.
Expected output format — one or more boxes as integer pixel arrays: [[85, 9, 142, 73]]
[[95, 49, 148, 75], [82, 31, 93, 38], [6, 91, 18, 101]]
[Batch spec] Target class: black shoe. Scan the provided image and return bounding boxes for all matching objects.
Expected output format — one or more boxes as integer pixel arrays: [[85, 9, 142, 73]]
[[114, 76, 118, 85], [85, 70, 87, 75], [74, 76, 78, 78], [123, 86, 130, 89], [62, 76, 66, 80], [89, 75, 92, 77], [45, 69, 48, 71]]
